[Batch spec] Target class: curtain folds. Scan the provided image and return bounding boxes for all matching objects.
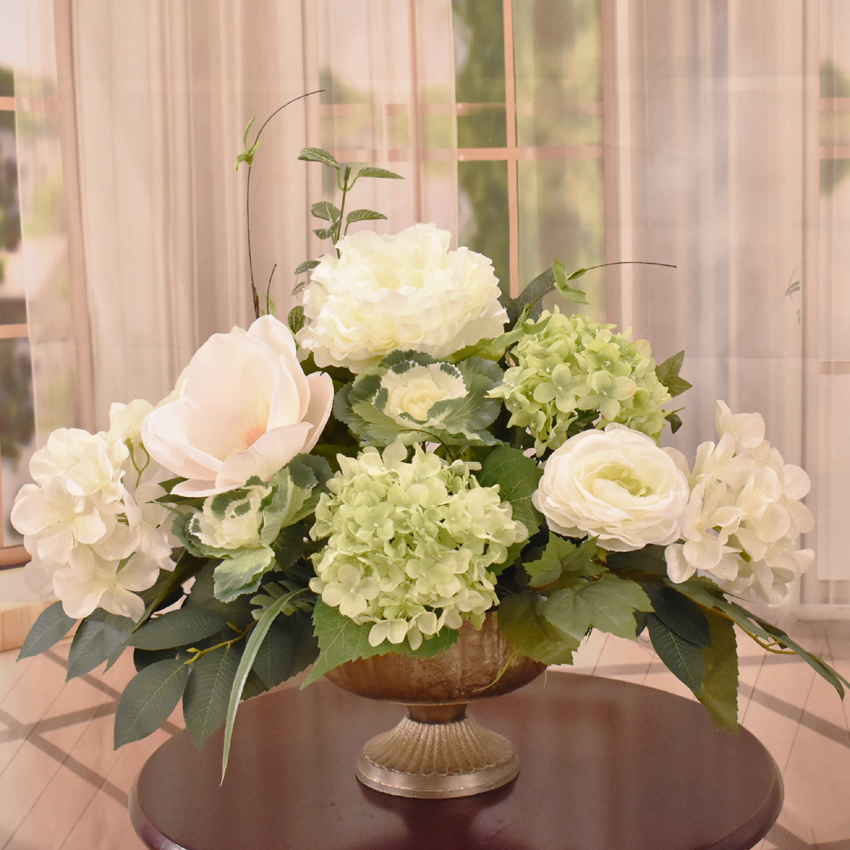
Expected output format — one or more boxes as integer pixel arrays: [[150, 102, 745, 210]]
[[601, 0, 850, 599], [63, 0, 311, 422]]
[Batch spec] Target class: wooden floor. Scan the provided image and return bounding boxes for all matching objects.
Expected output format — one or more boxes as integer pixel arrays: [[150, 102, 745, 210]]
[[0, 617, 848, 850]]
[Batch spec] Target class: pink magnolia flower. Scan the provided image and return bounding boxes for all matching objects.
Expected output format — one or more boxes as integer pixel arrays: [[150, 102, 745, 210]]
[[142, 316, 333, 497]]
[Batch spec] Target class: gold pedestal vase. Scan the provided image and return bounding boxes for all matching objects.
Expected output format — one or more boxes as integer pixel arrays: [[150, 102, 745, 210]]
[[325, 614, 546, 799]]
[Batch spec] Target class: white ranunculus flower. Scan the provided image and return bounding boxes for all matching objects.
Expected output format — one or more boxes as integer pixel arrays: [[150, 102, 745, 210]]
[[296, 223, 508, 372], [382, 363, 466, 423], [141, 315, 333, 497], [533, 425, 690, 552]]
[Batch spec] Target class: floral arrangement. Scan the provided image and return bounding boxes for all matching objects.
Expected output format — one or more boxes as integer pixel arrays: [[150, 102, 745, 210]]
[[12, 130, 847, 774]]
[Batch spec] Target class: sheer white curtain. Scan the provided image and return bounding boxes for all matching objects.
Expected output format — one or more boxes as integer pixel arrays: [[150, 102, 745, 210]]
[[63, 0, 310, 424], [601, 0, 850, 602]]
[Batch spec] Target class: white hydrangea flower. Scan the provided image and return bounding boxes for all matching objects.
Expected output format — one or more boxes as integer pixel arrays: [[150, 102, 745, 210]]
[[297, 224, 508, 373], [28, 428, 128, 505], [12, 399, 177, 621], [52, 548, 161, 621], [665, 401, 813, 605]]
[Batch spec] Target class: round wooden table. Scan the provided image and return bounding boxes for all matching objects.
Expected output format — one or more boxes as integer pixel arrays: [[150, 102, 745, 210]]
[[130, 672, 782, 850]]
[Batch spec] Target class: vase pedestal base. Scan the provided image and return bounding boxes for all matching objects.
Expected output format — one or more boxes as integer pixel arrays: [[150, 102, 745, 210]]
[[355, 703, 519, 798]]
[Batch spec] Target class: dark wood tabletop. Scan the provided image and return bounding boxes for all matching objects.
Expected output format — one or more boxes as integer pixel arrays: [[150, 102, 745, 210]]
[[130, 671, 782, 850]]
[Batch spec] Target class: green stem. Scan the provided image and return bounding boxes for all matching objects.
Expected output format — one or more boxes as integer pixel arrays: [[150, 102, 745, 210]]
[[186, 621, 256, 664], [335, 166, 352, 253], [243, 90, 323, 319], [523, 260, 678, 322]]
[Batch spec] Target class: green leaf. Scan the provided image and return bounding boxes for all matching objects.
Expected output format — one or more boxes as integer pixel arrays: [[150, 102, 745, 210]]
[[137, 551, 206, 625], [294, 259, 320, 275], [497, 592, 580, 665], [18, 602, 76, 660], [311, 201, 341, 222], [114, 659, 190, 747], [66, 610, 136, 680], [133, 647, 178, 673], [356, 166, 403, 179], [345, 209, 387, 224], [213, 548, 276, 603], [303, 601, 396, 685], [221, 589, 307, 780], [298, 147, 339, 169], [606, 544, 671, 577], [405, 627, 459, 658], [655, 350, 692, 398], [646, 613, 705, 694], [288, 305, 305, 335], [182, 565, 255, 627], [235, 117, 259, 170], [646, 585, 711, 647], [667, 411, 684, 433], [750, 615, 850, 697], [544, 573, 653, 644], [476, 445, 545, 542], [506, 266, 555, 324], [698, 608, 739, 732], [313, 226, 335, 240], [250, 621, 296, 690], [552, 260, 590, 305], [127, 607, 229, 651], [524, 536, 602, 589], [183, 646, 241, 748]]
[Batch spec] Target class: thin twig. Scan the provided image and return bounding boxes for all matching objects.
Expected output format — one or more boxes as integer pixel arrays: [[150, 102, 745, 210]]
[[245, 90, 323, 318]]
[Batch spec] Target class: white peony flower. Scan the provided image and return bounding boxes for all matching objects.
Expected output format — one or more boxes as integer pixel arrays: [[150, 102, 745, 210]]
[[533, 424, 690, 552], [296, 223, 508, 372], [141, 315, 333, 497], [665, 401, 814, 605]]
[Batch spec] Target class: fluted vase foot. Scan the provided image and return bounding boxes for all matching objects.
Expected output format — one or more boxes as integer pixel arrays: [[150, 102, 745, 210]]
[[356, 703, 518, 798]]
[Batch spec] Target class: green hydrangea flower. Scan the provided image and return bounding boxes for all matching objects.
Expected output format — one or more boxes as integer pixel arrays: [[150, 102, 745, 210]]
[[308, 442, 527, 650], [489, 309, 672, 455]]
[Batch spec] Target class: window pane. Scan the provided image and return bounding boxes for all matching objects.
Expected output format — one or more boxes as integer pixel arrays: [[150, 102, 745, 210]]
[[0, 67, 24, 327], [453, 0, 507, 150], [518, 158, 605, 314], [0, 336, 35, 547], [458, 159, 509, 288], [513, 0, 602, 148]]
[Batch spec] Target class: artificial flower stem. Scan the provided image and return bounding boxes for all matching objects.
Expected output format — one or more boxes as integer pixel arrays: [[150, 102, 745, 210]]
[[521, 260, 678, 322], [185, 622, 255, 665], [239, 91, 322, 318]]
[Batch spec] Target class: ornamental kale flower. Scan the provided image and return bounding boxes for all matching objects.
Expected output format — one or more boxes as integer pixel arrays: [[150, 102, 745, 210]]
[[489, 309, 672, 455], [334, 351, 503, 447], [308, 443, 527, 650], [296, 224, 508, 373], [665, 401, 814, 605]]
